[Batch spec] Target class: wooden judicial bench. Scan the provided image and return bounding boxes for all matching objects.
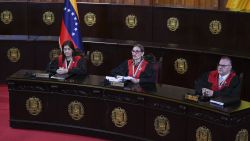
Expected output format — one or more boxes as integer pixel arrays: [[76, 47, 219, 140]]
[[1, 2, 250, 102], [7, 69, 250, 141]]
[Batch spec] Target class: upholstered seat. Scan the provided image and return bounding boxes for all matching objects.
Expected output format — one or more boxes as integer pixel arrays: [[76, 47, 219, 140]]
[[144, 53, 162, 83]]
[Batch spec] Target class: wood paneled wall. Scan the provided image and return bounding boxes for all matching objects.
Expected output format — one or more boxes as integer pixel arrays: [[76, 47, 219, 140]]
[[22, 0, 229, 9]]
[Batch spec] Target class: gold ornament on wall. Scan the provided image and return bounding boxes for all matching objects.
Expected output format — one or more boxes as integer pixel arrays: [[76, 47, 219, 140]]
[[209, 20, 222, 35], [125, 14, 137, 29], [235, 129, 248, 141], [84, 12, 96, 26], [111, 107, 127, 128], [167, 17, 179, 32], [154, 115, 170, 136], [196, 126, 212, 141], [1, 10, 13, 24], [68, 101, 84, 120], [26, 97, 42, 116], [174, 58, 188, 74], [7, 47, 21, 63], [42, 11, 55, 26], [90, 50, 103, 66], [49, 48, 61, 61]]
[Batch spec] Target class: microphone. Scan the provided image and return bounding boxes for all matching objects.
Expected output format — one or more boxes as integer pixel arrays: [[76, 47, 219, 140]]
[[47, 60, 54, 78]]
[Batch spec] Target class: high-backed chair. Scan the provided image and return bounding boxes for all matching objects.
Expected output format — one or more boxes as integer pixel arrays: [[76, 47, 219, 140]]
[[144, 53, 162, 83], [238, 73, 244, 98]]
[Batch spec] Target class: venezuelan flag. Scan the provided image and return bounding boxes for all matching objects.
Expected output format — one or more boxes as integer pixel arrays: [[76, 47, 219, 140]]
[[245, 0, 250, 11], [226, 0, 249, 11], [59, 0, 83, 52]]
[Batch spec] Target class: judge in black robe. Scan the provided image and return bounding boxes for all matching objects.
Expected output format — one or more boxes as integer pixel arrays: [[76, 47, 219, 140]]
[[47, 40, 87, 77], [195, 56, 240, 98], [110, 44, 156, 84]]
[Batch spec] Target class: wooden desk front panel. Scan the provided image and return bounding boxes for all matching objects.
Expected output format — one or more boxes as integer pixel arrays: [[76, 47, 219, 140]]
[[145, 108, 187, 141], [103, 89, 145, 137], [8, 73, 250, 141], [104, 101, 145, 137], [187, 105, 250, 141], [48, 92, 106, 129], [9, 90, 49, 122]]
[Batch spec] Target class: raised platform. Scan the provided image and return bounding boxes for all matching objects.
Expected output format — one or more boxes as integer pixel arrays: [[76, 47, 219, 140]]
[[8, 70, 250, 141]]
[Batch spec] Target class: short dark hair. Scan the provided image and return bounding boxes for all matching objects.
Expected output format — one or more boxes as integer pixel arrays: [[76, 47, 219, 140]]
[[220, 56, 232, 66], [61, 40, 76, 60], [133, 44, 144, 52], [62, 40, 75, 52]]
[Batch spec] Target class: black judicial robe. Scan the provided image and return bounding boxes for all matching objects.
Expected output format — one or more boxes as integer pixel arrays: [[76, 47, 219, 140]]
[[110, 59, 156, 83], [47, 55, 87, 77], [195, 70, 240, 97]]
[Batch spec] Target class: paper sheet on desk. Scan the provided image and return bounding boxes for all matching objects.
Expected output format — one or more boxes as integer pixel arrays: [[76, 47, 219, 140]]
[[123, 76, 133, 80], [105, 76, 133, 82], [105, 76, 122, 82]]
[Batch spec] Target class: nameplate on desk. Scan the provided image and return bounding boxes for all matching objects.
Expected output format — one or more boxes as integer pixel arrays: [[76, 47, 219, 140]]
[[110, 81, 124, 87], [185, 94, 199, 102], [35, 73, 50, 78]]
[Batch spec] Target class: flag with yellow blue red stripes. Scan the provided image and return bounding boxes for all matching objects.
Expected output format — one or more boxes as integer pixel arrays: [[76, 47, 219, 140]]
[[59, 0, 83, 52]]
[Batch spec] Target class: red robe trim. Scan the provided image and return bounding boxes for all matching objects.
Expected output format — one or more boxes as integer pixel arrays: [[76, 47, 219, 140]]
[[128, 59, 148, 79], [58, 55, 81, 71], [208, 70, 236, 91]]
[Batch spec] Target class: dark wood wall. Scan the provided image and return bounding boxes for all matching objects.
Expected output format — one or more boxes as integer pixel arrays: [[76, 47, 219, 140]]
[[1, 2, 250, 101]]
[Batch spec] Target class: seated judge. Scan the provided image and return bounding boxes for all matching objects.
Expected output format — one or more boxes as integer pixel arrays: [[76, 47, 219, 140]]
[[195, 56, 240, 98], [47, 40, 87, 77], [110, 44, 156, 84]]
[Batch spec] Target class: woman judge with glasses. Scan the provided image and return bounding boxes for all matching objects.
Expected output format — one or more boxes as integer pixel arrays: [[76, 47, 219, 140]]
[[47, 40, 87, 77], [195, 56, 240, 98], [110, 44, 156, 84]]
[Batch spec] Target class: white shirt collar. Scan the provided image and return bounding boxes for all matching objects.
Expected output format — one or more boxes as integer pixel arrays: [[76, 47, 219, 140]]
[[219, 73, 230, 81]]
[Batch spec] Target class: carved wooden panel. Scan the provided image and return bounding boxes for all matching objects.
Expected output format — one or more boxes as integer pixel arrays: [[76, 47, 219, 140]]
[[0, 2, 27, 35], [28, 2, 63, 35]]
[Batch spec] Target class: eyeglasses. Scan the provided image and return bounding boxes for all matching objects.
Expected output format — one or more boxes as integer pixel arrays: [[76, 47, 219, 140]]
[[217, 64, 231, 67], [131, 50, 141, 53], [63, 47, 72, 51]]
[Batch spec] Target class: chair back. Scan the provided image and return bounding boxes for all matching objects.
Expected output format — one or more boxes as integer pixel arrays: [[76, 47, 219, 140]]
[[238, 73, 244, 97], [144, 53, 162, 83]]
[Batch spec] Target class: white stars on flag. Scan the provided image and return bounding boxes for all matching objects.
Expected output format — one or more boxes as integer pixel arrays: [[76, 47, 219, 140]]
[[64, 6, 80, 37]]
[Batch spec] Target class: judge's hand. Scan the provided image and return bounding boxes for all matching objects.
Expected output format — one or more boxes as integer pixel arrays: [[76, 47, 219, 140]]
[[56, 67, 68, 74], [202, 88, 214, 97], [131, 78, 140, 84]]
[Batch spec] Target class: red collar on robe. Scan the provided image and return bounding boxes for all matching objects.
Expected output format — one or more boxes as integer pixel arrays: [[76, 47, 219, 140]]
[[128, 59, 148, 79], [58, 55, 81, 71], [208, 70, 236, 91]]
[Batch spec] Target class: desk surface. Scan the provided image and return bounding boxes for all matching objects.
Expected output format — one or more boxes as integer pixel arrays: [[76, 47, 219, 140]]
[[8, 69, 250, 116]]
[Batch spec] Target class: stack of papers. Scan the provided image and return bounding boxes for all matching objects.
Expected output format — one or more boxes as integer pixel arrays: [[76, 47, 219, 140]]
[[105, 76, 122, 82], [105, 76, 133, 82], [105, 76, 134, 87]]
